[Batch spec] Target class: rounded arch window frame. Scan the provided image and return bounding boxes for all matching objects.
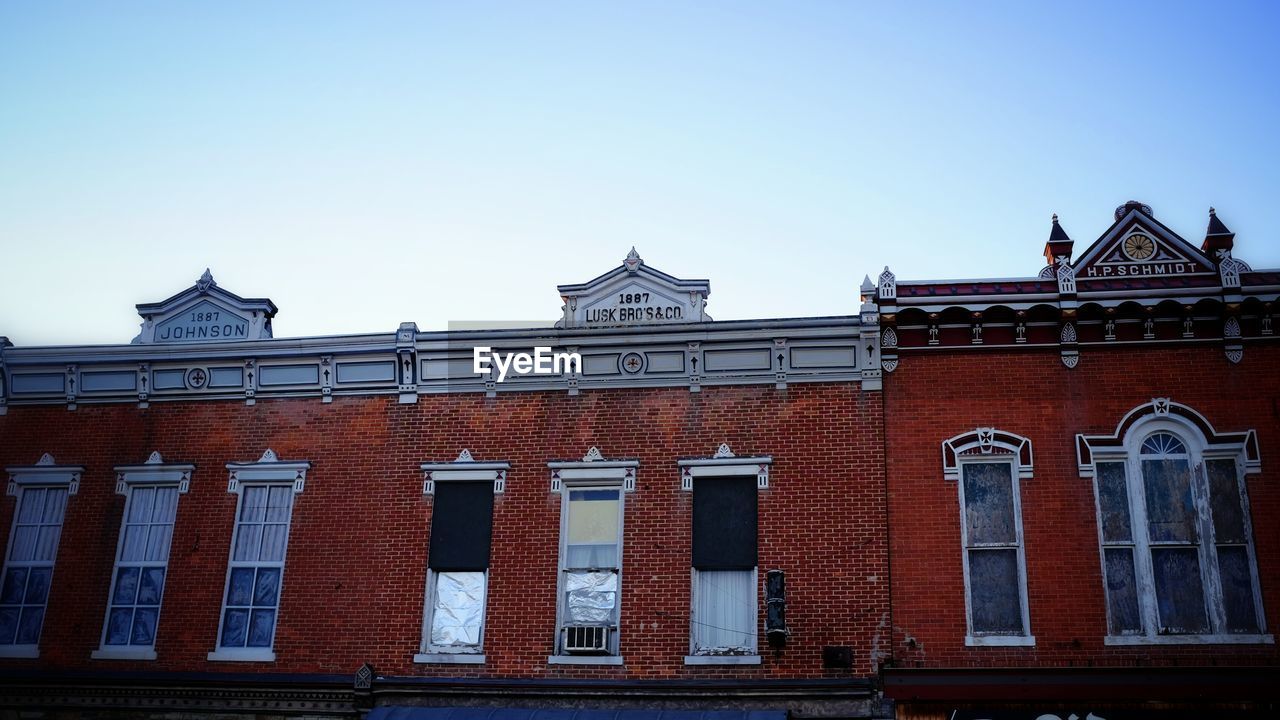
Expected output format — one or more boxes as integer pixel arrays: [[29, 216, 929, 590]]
[[1082, 403, 1270, 645]]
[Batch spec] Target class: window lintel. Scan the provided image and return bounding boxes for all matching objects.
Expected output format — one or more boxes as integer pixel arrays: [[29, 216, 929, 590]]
[[114, 451, 195, 494], [224, 449, 310, 494], [942, 428, 1033, 481], [6, 453, 84, 496], [678, 444, 771, 490], [421, 449, 509, 495], [1076, 398, 1261, 477], [548, 447, 638, 492]]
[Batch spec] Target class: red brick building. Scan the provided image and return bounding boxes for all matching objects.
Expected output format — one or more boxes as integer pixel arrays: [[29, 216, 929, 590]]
[[0, 205, 1277, 720], [0, 252, 890, 718], [879, 202, 1278, 718]]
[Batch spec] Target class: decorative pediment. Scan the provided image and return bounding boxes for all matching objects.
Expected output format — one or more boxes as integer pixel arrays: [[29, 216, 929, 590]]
[[133, 269, 277, 344], [556, 249, 711, 328], [1071, 206, 1215, 282]]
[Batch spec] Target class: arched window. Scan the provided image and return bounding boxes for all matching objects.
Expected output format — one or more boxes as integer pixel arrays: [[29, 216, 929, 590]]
[[1080, 400, 1269, 643]]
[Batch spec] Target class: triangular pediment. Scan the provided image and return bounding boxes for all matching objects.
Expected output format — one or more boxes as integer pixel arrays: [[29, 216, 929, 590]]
[[1072, 209, 1216, 282], [556, 249, 711, 328], [132, 270, 277, 344]]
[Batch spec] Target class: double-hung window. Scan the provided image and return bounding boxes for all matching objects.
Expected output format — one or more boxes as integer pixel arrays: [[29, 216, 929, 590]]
[[1, 454, 81, 658], [417, 450, 506, 664], [93, 453, 193, 660], [691, 478, 758, 657], [680, 444, 770, 664], [209, 450, 309, 662], [943, 429, 1035, 647], [548, 448, 637, 663], [1082, 401, 1269, 644]]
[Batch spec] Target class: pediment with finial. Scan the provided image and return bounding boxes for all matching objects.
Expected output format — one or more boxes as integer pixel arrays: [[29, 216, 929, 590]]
[[132, 269, 278, 344]]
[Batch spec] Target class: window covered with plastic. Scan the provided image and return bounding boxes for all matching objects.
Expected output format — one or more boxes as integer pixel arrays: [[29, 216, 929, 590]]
[[558, 488, 622, 654]]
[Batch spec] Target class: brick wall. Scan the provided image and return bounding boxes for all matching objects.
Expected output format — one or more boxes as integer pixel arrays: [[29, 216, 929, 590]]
[[0, 382, 888, 679], [885, 344, 1280, 668]]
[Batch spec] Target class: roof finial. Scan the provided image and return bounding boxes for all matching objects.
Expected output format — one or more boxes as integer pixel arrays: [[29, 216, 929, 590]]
[[623, 247, 643, 272], [196, 268, 216, 292], [1209, 206, 1216, 216], [1052, 213, 1059, 223]]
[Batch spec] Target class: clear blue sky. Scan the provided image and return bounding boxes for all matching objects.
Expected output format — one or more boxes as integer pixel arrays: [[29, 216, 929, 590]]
[[2, 1, 1278, 346]]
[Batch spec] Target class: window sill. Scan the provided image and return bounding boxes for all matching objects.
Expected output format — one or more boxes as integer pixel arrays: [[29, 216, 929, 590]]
[[684, 654, 761, 665], [92, 646, 157, 661], [0, 645, 39, 659], [965, 635, 1035, 647], [1104, 633, 1275, 646], [415, 652, 485, 664], [206, 648, 276, 662], [547, 655, 624, 666]]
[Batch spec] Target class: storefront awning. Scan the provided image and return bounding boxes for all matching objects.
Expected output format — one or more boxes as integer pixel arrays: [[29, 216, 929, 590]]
[[368, 709, 787, 720]]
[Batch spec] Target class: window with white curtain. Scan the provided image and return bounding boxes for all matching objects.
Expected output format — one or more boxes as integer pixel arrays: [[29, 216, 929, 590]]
[[98, 485, 179, 653], [690, 476, 758, 657], [214, 484, 294, 655], [0, 485, 69, 653]]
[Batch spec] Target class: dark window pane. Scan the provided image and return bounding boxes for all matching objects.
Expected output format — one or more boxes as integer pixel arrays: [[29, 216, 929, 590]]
[[113, 567, 140, 605], [138, 567, 165, 605], [1142, 458, 1196, 543], [1217, 546, 1260, 633], [16, 607, 44, 644], [1096, 462, 1132, 543], [227, 568, 254, 606], [131, 607, 158, 645], [1151, 548, 1209, 633], [1207, 459, 1246, 544], [247, 609, 275, 647], [23, 567, 51, 605], [0, 607, 18, 644], [692, 477, 758, 570], [968, 549, 1023, 634], [254, 568, 280, 607], [428, 481, 495, 571], [221, 608, 249, 647], [963, 463, 1016, 545], [106, 608, 132, 645], [1103, 548, 1142, 634], [1, 568, 28, 604]]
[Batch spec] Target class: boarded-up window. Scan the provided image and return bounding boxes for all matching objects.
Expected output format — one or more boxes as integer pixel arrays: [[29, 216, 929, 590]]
[[691, 477, 758, 653], [426, 480, 495, 650], [960, 462, 1027, 637], [1206, 459, 1260, 633], [1096, 430, 1266, 639]]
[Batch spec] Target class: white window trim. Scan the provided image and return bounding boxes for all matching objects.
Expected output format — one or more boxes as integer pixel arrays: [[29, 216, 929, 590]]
[[416, 450, 506, 663], [91, 452, 193, 661], [942, 430, 1035, 647], [1, 454, 82, 659], [207, 449, 309, 663], [1085, 408, 1272, 645], [677, 443, 772, 491], [547, 448, 632, 664], [680, 444, 770, 664]]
